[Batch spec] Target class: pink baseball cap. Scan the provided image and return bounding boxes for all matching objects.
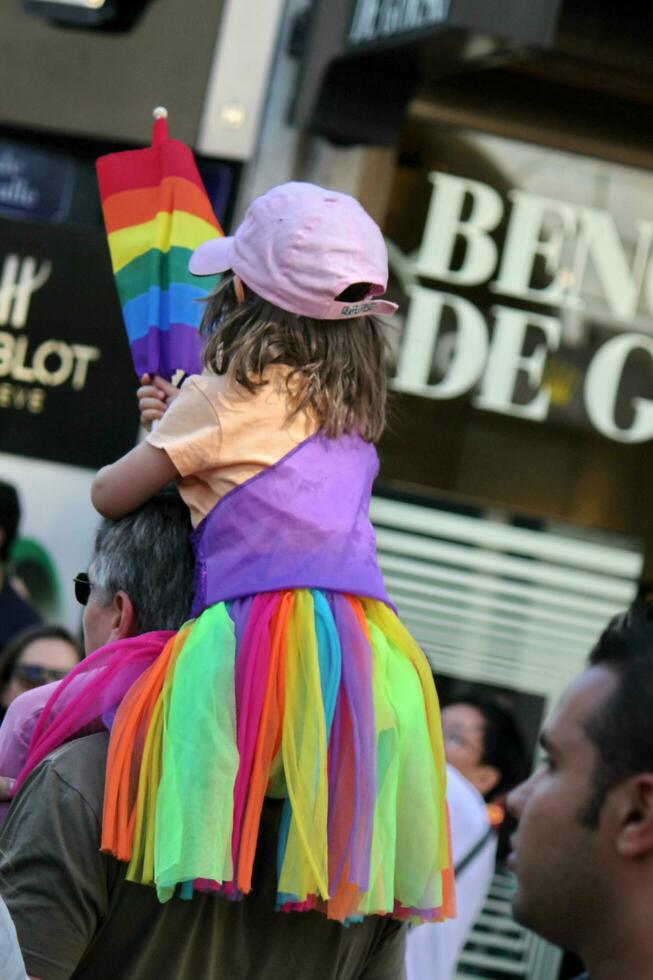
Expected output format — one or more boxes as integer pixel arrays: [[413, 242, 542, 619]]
[[189, 181, 398, 320]]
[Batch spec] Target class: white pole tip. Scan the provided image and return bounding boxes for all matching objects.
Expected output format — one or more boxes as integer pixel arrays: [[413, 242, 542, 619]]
[[153, 106, 168, 120]]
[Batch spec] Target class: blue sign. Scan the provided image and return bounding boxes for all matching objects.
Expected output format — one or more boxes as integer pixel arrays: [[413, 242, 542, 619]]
[[0, 142, 75, 223], [199, 162, 235, 228]]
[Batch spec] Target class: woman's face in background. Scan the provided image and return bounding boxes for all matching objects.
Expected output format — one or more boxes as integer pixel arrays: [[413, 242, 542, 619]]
[[1, 637, 80, 707]]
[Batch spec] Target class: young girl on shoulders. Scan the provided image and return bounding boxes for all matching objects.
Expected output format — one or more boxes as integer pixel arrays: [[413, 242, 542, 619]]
[[26, 183, 454, 923]]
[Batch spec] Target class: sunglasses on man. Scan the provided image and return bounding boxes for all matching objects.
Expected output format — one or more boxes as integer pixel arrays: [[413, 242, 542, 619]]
[[73, 572, 91, 606]]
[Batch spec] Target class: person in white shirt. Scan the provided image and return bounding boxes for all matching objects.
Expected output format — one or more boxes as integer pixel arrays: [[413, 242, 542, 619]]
[[0, 894, 27, 980], [407, 697, 527, 980]]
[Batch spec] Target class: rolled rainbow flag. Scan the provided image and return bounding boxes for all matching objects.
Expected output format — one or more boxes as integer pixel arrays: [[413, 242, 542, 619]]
[[97, 108, 222, 380]]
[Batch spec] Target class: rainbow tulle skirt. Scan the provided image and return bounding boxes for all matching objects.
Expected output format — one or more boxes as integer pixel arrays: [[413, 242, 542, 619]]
[[19, 590, 453, 922], [99, 590, 454, 922]]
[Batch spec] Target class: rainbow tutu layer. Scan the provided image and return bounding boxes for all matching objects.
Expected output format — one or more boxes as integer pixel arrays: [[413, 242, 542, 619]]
[[99, 590, 454, 922], [17, 591, 454, 923]]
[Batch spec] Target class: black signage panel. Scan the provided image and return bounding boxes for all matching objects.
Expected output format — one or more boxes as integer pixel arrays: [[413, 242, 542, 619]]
[[0, 141, 74, 223], [0, 217, 140, 470]]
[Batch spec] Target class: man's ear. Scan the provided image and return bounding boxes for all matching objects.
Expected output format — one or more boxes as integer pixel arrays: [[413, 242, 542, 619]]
[[614, 774, 653, 859], [110, 590, 137, 641], [474, 764, 501, 798]]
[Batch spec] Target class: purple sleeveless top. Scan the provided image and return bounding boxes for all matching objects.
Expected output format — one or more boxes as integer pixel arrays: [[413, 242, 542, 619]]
[[189, 433, 390, 616]]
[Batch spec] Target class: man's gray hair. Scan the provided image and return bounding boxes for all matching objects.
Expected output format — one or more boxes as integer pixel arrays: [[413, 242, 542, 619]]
[[90, 488, 195, 632]]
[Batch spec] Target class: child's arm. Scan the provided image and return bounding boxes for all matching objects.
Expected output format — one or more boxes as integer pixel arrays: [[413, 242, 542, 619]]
[[92, 374, 183, 519], [91, 442, 179, 519]]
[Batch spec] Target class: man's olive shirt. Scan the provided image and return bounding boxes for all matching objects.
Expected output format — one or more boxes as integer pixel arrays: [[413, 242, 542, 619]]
[[0, 734, 405, 980]]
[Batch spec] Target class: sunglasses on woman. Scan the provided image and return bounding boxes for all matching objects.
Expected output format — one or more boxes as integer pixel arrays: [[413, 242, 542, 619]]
[[73, 572, 91, 606], [12, 664, 71, 688]]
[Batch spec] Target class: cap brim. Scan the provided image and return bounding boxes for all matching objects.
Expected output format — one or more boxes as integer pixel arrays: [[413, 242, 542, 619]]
[[189, 235, 234, 276]]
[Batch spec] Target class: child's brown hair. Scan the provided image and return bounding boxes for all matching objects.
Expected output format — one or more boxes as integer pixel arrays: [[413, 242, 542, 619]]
[[200, 274, 388, 443]]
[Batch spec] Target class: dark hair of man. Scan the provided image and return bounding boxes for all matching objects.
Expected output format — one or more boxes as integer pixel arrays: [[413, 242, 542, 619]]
[[0, 481, 20, 564], [582, 598, 653, 826], [200, 274, 389, 443], [450, 695, 528, 801], [0, 623, 82, 691], [90, 488, 195, 633]]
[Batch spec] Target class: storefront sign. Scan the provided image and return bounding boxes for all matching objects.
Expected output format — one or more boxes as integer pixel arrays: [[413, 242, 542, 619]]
[[0, 220, 139, 468], [393, 172, 653, 443], [0, 248, 99, 402], [0, 142, 74, 223], [349, 0, 449, 44]]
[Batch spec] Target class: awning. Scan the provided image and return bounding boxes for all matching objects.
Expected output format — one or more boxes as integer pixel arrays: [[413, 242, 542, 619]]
[[292, 0, 564, 145]]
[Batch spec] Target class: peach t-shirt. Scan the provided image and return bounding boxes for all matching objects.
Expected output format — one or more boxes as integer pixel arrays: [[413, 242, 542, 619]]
[[147, 368, 317, 527]]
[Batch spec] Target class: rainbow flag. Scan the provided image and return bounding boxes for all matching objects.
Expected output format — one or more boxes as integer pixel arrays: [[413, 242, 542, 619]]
[[97, 110, 222, 380]]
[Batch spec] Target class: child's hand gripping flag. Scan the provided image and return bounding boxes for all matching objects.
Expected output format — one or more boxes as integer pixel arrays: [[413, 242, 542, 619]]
[[97, 107, 222, 381]]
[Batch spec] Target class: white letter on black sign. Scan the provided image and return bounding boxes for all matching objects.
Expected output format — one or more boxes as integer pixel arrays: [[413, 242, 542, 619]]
[[0, 254, 52, 329], [416, 173, 503, 286], [474, 307, 561, 421], [584, 334, 653, 443], [494, 191, 577, 305], [572, 209, 653, 322], [394, 286, 488, 398]]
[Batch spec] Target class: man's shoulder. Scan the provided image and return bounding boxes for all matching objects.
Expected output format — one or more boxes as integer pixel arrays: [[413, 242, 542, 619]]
[[46, 731, 109, 774], [47, 731, 109, 764], [35, 733, 109, 817]]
